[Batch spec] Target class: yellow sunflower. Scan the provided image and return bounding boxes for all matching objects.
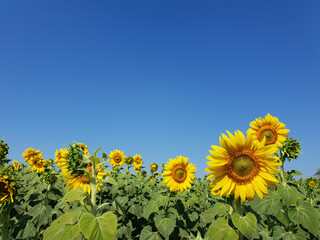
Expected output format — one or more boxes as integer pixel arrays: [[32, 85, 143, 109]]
[[109, 149, 126, 168], [206, 130, 281, 202], [150, 163, 158, 172], [0, 176, 15, 203], [154, 172, 160, 178], [55, 149, 70, 176], [162, 156, 196, 193], [134, 167, 141, 173], [247, 113, 290, 146], [306, 178, 316, 188], [65, 165, 107, 194], [13, 161, 20, 171], [133, 154, 143, 168], [31, 158, 50, 173], [22, 148, 42, 164]]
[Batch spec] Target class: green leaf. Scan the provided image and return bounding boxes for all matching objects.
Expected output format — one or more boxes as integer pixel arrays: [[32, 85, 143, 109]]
[[80, 212, 117, 240], [22, 220, 37, 238], [94, 146, 101, 156], [288, 201, 320, 236], [140, 226, 162, 240], [250, 193, 282, 216], [205, 217, 238, 240], [43, 211, 82, 240], [143, 202, 159, 219], [129, 204, 142, 218], [154, 214, 176, 239], [232, 212, 257, 238], [62, 188, 86, 203], [278, 185, 299, 206], [287, 170, 302, 177], [90, 156, 100, 163], [281, 232, 306, 240], [100, 176, 118, 186], [30, 203, 52, 228]]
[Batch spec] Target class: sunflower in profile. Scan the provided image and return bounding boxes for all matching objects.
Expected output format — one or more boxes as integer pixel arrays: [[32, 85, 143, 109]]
[[133, 154, 143, 168], [13, 161, 20, 171], [162, 156, 196, 193], [206, 130, 281, 202], [74, 143, 90, 156], [0, 175, 15, 203], [55, 148, 70, 176], [247, 113, 290, 146], [66, 165, 107, 194], [109, 149, 126, 168]]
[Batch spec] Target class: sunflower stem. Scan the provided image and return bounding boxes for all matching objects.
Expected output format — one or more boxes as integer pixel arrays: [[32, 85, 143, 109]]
[[91, 161, 97, 209], [280, 162, 287, 186], [1, 204, 11, 240]]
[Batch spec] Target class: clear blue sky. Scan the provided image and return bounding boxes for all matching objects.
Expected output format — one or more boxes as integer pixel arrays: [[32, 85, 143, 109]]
[[1, 0, 319, 178]]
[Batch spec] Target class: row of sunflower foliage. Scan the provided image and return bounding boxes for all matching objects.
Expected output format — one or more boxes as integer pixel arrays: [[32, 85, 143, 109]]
[[0, 114, 320, 239]]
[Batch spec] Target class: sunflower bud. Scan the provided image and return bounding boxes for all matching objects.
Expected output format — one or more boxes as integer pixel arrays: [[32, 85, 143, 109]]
[[279, 138, 301, 162], [150, 163, 158, 172]]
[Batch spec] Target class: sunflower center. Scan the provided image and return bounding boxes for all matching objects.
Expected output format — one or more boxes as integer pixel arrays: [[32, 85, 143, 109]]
[[114, 156, 122, 163], [258, 127, 277, 145], [172, 166, 187, 183], [231, 154, 255, 178], [0, 181, 9, 195]]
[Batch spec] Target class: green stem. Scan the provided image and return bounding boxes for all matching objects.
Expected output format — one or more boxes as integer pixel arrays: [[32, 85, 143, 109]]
[[91, 161, 97, 209], [235, 199, 244, 240], [280, 163, 287, 186], [1, 204, 11, 240]]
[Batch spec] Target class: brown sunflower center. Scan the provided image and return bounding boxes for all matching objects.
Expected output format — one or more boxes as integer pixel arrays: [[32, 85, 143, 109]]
[[114, 156, 122, 163], [0, 181, 9, 196], [258, 126, 277, 145], [227, 153, 259, 183], [172, 165, 187, 183]]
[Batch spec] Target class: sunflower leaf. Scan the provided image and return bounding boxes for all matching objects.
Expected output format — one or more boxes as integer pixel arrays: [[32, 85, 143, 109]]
[[140, 226, 162, 240], [205, 217, 238, 240], [231, 212, 257, 238], [154, 214, 176, 239], [278, 185, 299, 206]]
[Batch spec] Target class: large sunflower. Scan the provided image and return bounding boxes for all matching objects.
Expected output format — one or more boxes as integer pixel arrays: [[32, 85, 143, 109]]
[[133, 154, 143, 168], [206, 130, 281, 202], [0, 176, 15, 203], [162, 156, 196, 193], [109, 149, 126, 168], [65, 165, 107, 194], [247, 113, 289, 146]]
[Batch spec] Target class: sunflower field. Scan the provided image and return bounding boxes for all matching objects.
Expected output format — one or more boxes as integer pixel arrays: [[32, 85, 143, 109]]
[[1, 114, 320, 240]]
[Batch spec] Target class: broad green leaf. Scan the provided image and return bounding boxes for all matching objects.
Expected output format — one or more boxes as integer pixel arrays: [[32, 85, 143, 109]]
[[30, 203, 52, 227], [62, 188, 86, 203], [232, 212, 257, 238], [140, 226, 162, 240], [281, 232, 306, 240], [278, 185, 298, 206], [288, 201, 320, 236], [129, 204, 143, 218], [143, 202, 159, 219], [154, 214, 176, 239], [250, 194, 282, 216], [205, 217, 238, 240], [43, 211, 82, 240], [80, 212, 117, 240], [200, 202, 230, 224]]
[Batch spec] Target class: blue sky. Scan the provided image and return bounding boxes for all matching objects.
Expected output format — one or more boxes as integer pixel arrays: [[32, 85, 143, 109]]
[[1, 0, 319, 178]]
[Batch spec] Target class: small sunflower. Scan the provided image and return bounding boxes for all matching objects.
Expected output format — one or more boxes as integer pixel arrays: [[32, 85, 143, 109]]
[[247, 113, 290, 146], [306, 178, 317, 188], [13, 161, 20, 171], [0, 176, 15, 203], [109, 150, 126, 168], [22, 148, 43, 164], [134, 167, 141, 173], [162, 156, 196, 193], [154, 172, 160, 178], [66, 165, 107, 194], [206, 130, 281, 202], [31, 158, 50, 173], [133, 154, 143, 168], [150, 163, 158, 172]]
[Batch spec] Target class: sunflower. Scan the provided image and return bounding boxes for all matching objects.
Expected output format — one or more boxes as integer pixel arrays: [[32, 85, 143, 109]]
[[206, 130, 281, 202], [154, 172, 160, 178], [13, 161, 20, 171], [134, 167, 141, 173], [0, 176, 15, 203], [306, 178, 316, 188], [65, 165, 107, 194], [162, 156, 196, 193], [31, 158, 50, 173], [150, 163, 158, 172], [247, 113, 290, 146], [22, 148, 42, 164], [55, 149, 70, 176], [109, 149, 126, 168], [133, 154, 143, 168]]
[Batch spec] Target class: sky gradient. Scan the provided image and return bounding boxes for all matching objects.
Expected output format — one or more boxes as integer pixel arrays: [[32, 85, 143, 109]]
[[1, 0, 319, 178]]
